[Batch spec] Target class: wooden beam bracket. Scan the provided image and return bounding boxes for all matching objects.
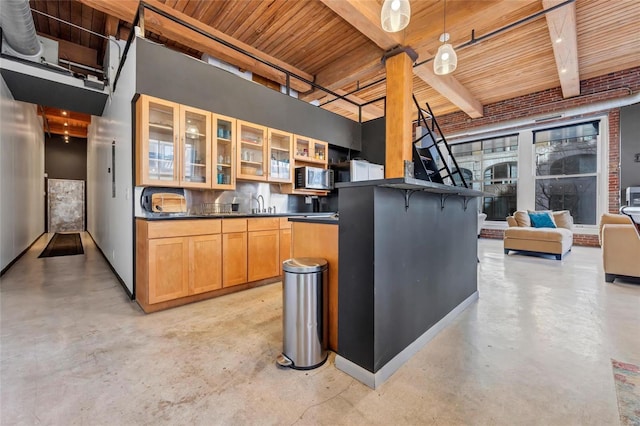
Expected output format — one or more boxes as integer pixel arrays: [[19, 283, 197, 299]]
[[381, 46, 418, 65]]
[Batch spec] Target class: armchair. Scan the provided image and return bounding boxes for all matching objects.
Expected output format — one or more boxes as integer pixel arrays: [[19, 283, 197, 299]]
[[599, 213, 640, 283]]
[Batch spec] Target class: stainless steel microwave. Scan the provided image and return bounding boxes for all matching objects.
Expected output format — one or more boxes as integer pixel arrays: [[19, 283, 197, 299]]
[[295, 166, 334, 190]]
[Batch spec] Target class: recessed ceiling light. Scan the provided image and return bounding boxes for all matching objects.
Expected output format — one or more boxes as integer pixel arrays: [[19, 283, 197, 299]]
[[561, 68, 567, 73], [64, 122, 68, 126], [64, 130, 68, 134], [62, 111, 68, 116], [555, 37, 562, 43]]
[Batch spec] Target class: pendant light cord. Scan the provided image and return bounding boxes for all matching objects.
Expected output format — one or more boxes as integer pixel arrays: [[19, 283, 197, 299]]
[[443, 0, 447, 36]]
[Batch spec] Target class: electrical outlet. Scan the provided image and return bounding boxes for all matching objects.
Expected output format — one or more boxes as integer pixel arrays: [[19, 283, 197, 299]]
[[305, 196, 312, 204]]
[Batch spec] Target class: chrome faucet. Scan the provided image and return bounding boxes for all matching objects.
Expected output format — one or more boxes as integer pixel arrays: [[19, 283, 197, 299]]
[[257, 195, 265, 213]]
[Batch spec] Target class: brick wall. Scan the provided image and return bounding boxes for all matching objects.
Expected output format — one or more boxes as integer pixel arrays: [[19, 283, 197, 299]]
[[450, 67, 640, 247], [438, 66, 640, 134]]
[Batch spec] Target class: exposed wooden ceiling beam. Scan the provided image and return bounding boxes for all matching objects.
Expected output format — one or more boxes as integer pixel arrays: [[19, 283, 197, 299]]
[[104, 15, 120, 37], [413, 65, 483, 118], [543, 0, 580, 97], [320, 0, 403, 50], [78, 0, 313, 92], [45, 123, 88, 138], [37, 32, 100, 69], [319, 89, 385, 121], [316, 0, 484, 118], [38, 107, 92, 124]]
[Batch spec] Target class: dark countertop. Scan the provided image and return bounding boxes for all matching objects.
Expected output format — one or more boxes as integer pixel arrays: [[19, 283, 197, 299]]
[[289, 215, 339, 225], [336, 177, 484, 197], [136, 212, 337, 221]]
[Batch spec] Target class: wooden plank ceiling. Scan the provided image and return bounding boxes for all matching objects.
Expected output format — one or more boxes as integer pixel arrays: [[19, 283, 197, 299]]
[[26, 0, 640, 129]]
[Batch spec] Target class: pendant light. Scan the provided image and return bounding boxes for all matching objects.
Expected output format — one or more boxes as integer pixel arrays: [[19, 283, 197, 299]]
[[381, 0, 411, 33], [434, 0, 457, 75]]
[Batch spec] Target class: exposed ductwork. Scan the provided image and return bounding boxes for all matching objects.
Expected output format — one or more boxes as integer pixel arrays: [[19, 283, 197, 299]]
[[1, 0, 43, 60]]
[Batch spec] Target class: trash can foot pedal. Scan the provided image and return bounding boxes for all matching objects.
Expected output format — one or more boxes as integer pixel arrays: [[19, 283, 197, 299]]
[[276, 353, 293, 368]]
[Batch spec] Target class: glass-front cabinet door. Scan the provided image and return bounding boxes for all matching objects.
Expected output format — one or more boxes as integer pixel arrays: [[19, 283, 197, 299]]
[[268, 129, 292, 182], [293, 135, 328, 166], [179, 105, 211, 188], [137, 95, 180, 186], [236, 120, 267, 181], [311, 140, 328, 164], [212, 114, 236, 189]]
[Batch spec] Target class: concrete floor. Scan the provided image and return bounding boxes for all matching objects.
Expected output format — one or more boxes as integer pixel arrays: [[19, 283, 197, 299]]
[[1, 233, 639, 425]]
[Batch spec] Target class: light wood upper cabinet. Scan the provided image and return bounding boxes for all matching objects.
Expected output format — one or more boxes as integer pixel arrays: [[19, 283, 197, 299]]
[[212, 113, 236, 190], [137, 96, 181, 186], [137, 95, 213, 188], [148, 236, 189, 304], [248, 229, 280, 282], [293, 135, 328, 165], [136, 94, 331, 190], [179, 105, 211, 188], [189, 234, 222, 294], [237, 120, 268, 181], [281, 136, 330, 195], [268, 129, 292, 183]]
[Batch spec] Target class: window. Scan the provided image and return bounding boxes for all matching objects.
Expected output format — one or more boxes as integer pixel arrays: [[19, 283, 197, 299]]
[[451, 135, 518, 221], [534, 121, 599, 225]]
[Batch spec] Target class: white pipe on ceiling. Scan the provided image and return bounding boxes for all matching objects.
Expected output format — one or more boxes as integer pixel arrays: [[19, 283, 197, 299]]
[[0, 0, 43, 59]]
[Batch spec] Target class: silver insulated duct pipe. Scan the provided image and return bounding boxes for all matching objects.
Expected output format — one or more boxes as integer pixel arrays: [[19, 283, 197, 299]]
[[1, 0, 43, 59]]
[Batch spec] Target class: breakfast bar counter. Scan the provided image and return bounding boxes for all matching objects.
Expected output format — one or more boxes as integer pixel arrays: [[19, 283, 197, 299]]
[[334, 178, 482, 388]]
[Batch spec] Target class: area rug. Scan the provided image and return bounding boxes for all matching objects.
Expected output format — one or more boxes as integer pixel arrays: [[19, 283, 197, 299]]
[[38, 233, 84, 258], [612, 359, 640, 426]]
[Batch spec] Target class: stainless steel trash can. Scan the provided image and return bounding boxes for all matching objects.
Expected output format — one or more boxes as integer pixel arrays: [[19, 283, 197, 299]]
[[276, 258, 328, 370]]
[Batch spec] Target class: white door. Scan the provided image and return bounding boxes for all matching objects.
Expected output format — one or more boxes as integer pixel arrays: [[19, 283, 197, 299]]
[[48, 179, 85, 233]]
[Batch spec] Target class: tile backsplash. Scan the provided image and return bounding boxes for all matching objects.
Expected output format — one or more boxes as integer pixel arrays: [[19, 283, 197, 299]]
[[135, 182, 337, 217]]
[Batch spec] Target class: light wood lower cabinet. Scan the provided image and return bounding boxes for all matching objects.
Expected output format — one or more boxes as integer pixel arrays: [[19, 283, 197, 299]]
[[148, 237, 190, 304], [137, 218, 284, 313], [189, 234, 222, 294], [248, 230, 280, 281], [147, 234, 222, 304], [291, 221, 339, 351], [279, 228, 292, 267], [222, 232, 248, 287], [279, 217, 292, 268]]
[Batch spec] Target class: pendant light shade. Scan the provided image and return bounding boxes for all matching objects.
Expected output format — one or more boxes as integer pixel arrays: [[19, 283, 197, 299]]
[[433, 0, 457, 75], [381, 0, 411, 33], [434, 39, 457, 75]]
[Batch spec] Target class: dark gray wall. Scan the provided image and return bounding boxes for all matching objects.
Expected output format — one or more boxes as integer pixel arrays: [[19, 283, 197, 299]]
[[620, 103, 640, 205], [0, 69, 108, 116], [338, 185, 477, 372], [45, 135, 87, 180], [360, 117, 386, 165], [135, 39, 361, 151]]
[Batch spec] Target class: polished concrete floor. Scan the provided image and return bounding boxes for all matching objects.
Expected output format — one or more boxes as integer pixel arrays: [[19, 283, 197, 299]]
[[1, 233, 639, 425]]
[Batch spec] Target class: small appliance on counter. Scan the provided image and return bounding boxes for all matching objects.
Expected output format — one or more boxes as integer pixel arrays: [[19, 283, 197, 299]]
[[140, 187, 187, 214], [626, 186, 640, 207], [295, 166, 334, 190], [331, 159, 384, 183]]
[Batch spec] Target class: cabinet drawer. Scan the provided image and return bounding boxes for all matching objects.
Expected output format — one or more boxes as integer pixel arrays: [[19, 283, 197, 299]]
[[248, 217, 279, 231], [147, 220, 221, 239], [279, 217, 292, 229], [222, 219, 247, 233]]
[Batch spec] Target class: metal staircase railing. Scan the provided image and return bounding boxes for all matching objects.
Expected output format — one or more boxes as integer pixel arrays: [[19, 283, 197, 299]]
[[411, 96, 468, 188]]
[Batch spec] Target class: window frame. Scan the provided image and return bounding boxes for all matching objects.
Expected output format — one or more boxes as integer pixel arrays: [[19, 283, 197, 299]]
[[448, 115, 609, 234]]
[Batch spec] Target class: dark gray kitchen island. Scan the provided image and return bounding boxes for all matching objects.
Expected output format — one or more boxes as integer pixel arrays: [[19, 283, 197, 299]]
[[335, 178, 483, 388]]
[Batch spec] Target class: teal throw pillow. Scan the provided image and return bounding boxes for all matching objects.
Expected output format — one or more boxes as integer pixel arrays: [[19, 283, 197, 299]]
[[528, 211, 556, 228]]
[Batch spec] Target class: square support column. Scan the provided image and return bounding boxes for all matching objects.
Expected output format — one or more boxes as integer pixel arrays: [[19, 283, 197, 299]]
[[385, 52, 413, 178]]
